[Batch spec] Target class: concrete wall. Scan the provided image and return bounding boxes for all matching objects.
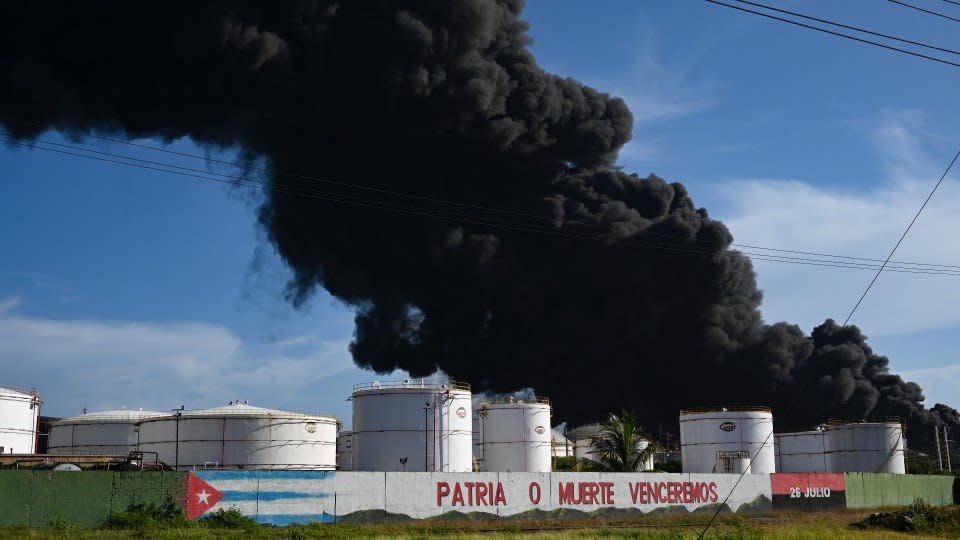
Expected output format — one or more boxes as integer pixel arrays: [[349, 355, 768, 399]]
[[188, 471, 773, 525], [0, 471, 184, 527], [0, 470, 954, 527], [844, 473, 954, 508]]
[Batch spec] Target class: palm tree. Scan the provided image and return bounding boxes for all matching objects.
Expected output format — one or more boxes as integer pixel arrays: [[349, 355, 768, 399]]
[[590, 409, 656, 472]]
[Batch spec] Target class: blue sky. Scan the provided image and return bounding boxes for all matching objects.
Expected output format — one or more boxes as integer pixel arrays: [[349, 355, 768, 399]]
[[2, 0, 959, 423]]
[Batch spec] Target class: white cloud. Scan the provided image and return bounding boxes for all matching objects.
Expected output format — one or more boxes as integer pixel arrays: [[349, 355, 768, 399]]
[[899, 363, 960, 407], [712, 112, 960, 338], [0, 297, 19, 315], [0, 314, 354, 417]]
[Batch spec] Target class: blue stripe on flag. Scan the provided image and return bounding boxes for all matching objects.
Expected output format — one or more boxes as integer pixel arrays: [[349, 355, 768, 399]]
[[253, 513, 335, 526], [220, 490, 329, 502]]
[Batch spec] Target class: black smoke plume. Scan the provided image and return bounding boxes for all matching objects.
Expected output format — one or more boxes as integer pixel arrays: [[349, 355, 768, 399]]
[[1, 1, 955, 452]]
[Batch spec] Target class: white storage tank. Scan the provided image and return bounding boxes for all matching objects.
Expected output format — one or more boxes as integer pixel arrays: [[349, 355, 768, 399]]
[[476, 397, 551, 472], [337, 429, 353, 471], [680, 407, 775, 474], [138, 402, 337, 470], [574, 436, 600, 462], [48, 409, 166, 455], [472, 410, 482, 468], [351, 380, 472, 472], [0, 387, 40, 454], [775, 429, 828, 473], [824, 420, 905, 474]]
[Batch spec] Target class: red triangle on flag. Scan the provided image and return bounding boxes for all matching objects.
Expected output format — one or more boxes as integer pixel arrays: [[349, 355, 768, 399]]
[[185, 473, 224, 520]]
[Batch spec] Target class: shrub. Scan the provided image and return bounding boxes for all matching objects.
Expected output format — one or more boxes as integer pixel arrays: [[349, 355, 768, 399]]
[[200, 508, 259, 531], [99, 499, 191, 530]]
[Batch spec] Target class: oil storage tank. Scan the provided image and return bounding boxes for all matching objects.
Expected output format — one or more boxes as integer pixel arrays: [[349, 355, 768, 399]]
[[476, 397, 551, 472], [351, 380, 472, 472], [824, 420, 905, 474], [138, 402, 337, 470], [775, 429, 828, 472], [336, 429, 353, 471], [0, 387, 40, 454], [680, 407, 775, 474], [48, 409, 166, 455]]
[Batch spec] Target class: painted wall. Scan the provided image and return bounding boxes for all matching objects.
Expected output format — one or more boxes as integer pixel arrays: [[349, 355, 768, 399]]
[[771, 473, 846, 510], [0, 471, 185, 527], [187, 471, 773, 525], [0, 470, 954, 527], [844, 473, 954, 508]]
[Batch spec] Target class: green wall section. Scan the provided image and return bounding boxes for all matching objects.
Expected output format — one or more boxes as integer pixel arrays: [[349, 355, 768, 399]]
[[0, 471, 185, 527], [844, 473, 955, 508], [0, 471, 954, 527]]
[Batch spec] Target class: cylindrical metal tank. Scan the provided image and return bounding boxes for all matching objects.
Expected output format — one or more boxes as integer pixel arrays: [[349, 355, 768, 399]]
[[0, 387, 40, 454], [337, 429, 353, 471], [138, 402, 337, 470], [476, 397, 551, 472], [48, 409, 166, 455], [351, 380, 472, 472], [824, 420, 905, 474], [680, 407, 775, 474], [775, 429, 828, 472]]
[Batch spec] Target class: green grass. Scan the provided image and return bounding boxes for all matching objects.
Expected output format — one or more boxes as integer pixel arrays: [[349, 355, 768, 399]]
[[1, 505, 956, 539]]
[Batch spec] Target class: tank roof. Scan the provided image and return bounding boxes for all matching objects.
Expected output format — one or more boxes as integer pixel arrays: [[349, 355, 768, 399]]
[[0, 386, 36, 399], [679, 406, 772, 415], [352, 380, 471, 393], [176, 402, 336, 421], [53, 409, 166, 424], [479, 396, 550, 407]]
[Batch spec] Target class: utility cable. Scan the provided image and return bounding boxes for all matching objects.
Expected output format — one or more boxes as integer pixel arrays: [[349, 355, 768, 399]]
[[4, 118, 960, 273], [888, 0, 960, 24], [701, 143, 960, 538], [704, 0, 960, 68], [7, 133, 960, 277], [735, 0, 960, 56], [841, 145, 960, 325]]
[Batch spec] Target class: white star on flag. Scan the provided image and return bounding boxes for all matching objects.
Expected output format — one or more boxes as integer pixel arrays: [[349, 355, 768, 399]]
[[196, 489, 211, 505]]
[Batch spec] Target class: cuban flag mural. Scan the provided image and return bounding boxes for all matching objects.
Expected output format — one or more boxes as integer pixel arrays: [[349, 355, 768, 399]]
[[188, 471, 340, 525], [187, 471, 773, 524]]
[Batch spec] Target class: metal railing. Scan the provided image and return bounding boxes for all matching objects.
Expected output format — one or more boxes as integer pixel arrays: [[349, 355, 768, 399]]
[[352, 380, 471, 392], [825, 417, 901, 425], [679, 406, 772, 415], [478, 395, 551, 407]]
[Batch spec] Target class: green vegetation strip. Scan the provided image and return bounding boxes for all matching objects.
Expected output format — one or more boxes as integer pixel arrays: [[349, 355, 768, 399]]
[[3, 502, 958, 539]]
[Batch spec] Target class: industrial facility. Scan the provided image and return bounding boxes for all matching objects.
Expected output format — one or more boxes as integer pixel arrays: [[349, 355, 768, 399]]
[[680, 407, 776, 474], [473, 396, 552, 472], [0, 383, 919, 476], [0, 387, 41, 455], [48, 409, 165, 456], [137, 402, 338, 471], [351, 380, 473, 472]]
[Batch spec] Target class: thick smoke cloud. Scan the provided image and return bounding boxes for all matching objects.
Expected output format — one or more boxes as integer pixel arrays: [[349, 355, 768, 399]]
[[0, 0, 955, 452]]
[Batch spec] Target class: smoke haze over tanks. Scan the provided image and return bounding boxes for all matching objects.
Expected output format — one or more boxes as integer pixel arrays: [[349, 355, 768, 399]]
[[0, 1, 955, 449]]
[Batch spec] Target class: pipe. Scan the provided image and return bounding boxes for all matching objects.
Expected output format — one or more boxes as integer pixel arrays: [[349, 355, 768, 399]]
[[935, 426, 943, 471], [945, 426, 952, 473]]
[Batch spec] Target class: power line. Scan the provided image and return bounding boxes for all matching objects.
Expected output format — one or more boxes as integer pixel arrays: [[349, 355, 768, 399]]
[[842, 145, 960, 325], [735, 0, 960, 56], [7, 133, 960, 277], [888, 0, 960, 24], [704, 0, 960, 68], [938, 0, 960, 7], [4, 116, 960, 273]]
